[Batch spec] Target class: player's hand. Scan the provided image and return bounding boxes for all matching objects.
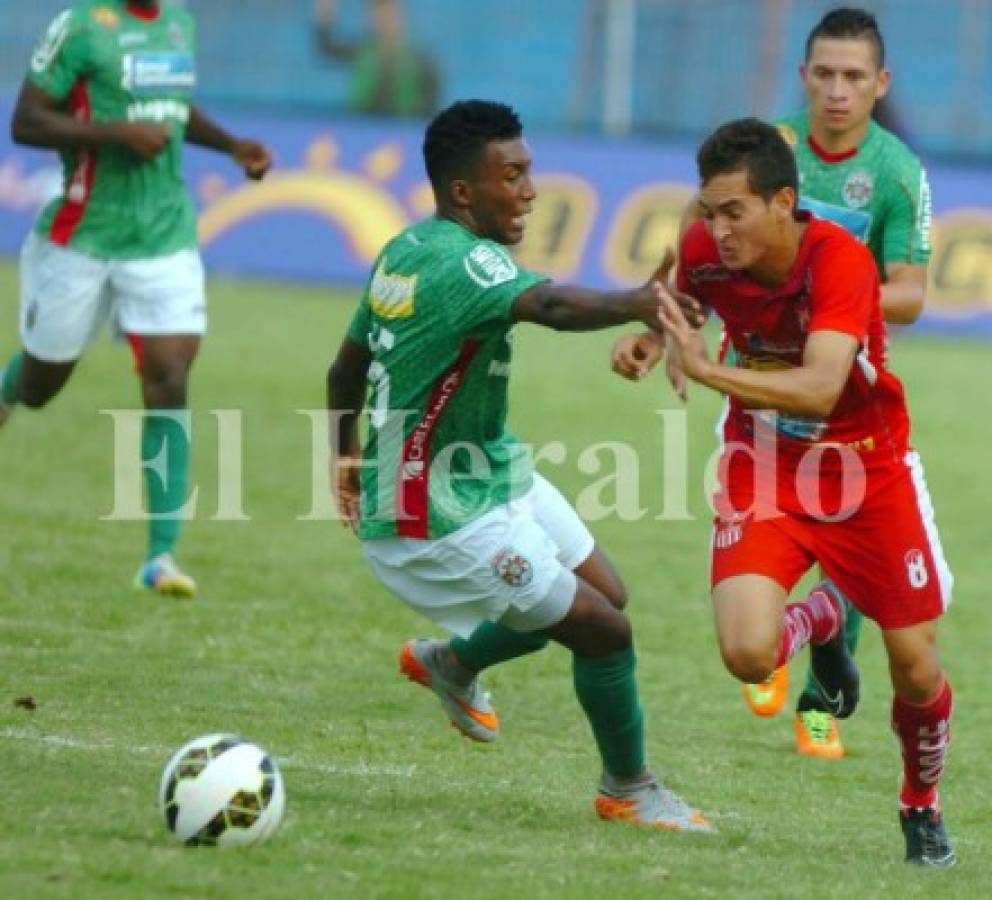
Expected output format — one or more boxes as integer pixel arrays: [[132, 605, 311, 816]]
[[114, 122, 171, 161], [664, 331, 689, 402], [646, 247, 706, 328], [332, 454, 362, 533], [232, 139, 272, 180], [657, 287, 709, 381], [611, 331, 664, 381]]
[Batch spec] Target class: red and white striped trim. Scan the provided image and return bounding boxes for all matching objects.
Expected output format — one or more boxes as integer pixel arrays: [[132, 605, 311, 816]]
[[904, 450, 954, 610], [50, 80, 95, 246], [396, 340, 480, 539]]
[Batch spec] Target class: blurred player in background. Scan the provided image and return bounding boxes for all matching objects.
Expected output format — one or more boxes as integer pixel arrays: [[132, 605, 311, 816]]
[[329, 99, 712, 832], [0, 0, 272, 597], [658, 118, 954, 867], [612, 7, 931, 759]]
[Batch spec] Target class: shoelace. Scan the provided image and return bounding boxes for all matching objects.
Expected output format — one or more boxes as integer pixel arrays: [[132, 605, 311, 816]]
[[802, 710, 834, 743]]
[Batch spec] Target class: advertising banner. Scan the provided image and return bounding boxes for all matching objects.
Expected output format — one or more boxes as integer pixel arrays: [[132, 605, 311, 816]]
[[1, 103, 990, 335]]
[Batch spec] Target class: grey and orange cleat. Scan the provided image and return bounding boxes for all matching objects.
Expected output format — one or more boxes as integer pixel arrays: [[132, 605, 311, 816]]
[[399, 638, 498, 743], [134, 553, 197, 599], [595, 774, 715, 833]]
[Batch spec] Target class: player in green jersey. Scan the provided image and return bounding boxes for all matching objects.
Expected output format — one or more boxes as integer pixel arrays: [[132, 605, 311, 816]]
[[0, 1, 271, 597], [329, 99, 713, 832], [611, 7, 932, 759]]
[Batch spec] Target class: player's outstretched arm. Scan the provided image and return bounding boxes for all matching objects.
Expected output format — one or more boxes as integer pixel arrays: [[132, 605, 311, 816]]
[[10, 79, 169, 160], [186, 106, 272, 180], [514, 248, 702, 333], [658, 289, 856, 418], [327, 338, 372, 531]]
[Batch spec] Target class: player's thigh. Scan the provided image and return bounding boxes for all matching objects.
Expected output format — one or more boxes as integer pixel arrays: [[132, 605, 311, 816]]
[[813, 456, 952, 630], [362, 504, 576, 639], [522, 474, 627, 608], [19, 233, 112, 364], [880, 619, 943, 702], [112, 247, 207, 339], [710, 512, 811, 662]]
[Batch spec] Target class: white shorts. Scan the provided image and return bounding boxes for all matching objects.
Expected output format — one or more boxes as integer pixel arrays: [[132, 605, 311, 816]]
[[19, 232, 207, 363], [363, 473, 595, 638]]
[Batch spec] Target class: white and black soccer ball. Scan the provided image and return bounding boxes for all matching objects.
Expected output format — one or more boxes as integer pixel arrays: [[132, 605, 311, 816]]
[[159, 734, 285, 847]]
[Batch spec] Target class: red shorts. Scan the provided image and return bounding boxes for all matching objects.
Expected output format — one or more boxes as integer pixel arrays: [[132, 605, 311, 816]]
[[710, 451, 953, 629]]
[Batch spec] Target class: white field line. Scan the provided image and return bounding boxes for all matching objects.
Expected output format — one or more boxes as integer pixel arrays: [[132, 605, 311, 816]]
[[0, 726, 417, 778]]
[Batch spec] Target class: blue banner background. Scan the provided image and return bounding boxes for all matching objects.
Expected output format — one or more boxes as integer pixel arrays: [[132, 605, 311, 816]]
[[1, 103, 990, 335]]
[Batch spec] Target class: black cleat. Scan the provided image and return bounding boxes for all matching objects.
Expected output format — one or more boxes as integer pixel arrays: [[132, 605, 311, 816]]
[[901, 807, 956, 868], [809, 611, 860, 719]]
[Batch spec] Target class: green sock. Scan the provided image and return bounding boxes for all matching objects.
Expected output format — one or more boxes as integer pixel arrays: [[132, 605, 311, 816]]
[[800, 587, 863, 708], [573, 647, 645, 779], [142, 410, 191, 560], [450, 621, 548, 672], [0, 351, 24, 406]]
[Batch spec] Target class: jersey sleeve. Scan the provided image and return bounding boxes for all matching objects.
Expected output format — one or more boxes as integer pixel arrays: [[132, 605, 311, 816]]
[[27, 9, 89, 100], [446, 241, 548, 333], [808, 238, 877, 342], [881, 159, 933, 266]]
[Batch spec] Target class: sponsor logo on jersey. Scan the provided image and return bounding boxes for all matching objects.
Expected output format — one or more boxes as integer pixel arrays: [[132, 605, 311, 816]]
[[121, 52, 196, 93], [31, 10, 73, 74], [685, 262, 730, 283], [777, 124, 799, 147], [464, 244, 518, 288], [127, 99, 189, 124], [842, 170, 874, 209], [369, 261, 416, 318], [799, 196, 871, 242], [92, 6, 120, 29], [492, 549, 533, 587]]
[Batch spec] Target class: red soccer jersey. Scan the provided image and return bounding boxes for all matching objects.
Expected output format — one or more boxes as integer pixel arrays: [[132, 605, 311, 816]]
[[677, 213, 911, 474]]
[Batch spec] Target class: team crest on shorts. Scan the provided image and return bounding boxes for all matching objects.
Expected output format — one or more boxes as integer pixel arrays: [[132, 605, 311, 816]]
[[492, 549, 533, 587], [843, 170, 874, 209]]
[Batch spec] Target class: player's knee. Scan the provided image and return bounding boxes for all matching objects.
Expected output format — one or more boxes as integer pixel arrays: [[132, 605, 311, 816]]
[[581, 602, 632, 654], [604, 581, 629, 611], [719, 639, 777, 683], [142, 367, 189, 407], [892, 657, 944, 703]]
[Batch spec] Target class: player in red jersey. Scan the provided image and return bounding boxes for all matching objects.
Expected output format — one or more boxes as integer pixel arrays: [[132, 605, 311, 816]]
[[656, 119, 955, 867]]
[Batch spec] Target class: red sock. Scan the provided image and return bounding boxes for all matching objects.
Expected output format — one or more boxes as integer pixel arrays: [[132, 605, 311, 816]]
[[892, 678, 952, 810], [774, 584, 842, 668]]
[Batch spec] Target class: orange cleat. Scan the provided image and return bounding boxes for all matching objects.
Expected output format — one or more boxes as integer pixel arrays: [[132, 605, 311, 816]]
[[399, 639, 499, 742], [594, 777, 715, 833], [742, 666, 789, 717], [795, 709, 845, 758]]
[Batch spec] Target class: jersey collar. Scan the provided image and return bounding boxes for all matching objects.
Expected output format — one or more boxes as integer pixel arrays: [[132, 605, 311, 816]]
[[125, 1, 161, 21], [806, 133, 858, 164]]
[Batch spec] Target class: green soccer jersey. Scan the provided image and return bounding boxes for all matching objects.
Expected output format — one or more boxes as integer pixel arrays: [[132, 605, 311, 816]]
[[346, 217, 548, 541], [28, 1, 198, 259], [776, 113, 932, 274]]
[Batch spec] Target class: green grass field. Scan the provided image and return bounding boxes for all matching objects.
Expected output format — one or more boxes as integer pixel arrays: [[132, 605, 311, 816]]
[[1, 260, 990, 899]]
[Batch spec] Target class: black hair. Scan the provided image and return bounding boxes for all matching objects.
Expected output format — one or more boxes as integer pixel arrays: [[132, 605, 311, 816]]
[[697, 118, 798, 201], [423, 100, 522, 192], [805, 7, 885, 68]]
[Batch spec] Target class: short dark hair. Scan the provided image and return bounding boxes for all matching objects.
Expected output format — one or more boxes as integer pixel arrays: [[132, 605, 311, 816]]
[[423, 100, 522, 191], [697, 118, 798, 202], [805, 7, 885, 68]]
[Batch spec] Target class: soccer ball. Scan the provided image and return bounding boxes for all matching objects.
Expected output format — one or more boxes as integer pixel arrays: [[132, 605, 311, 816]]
[[159, 733, 286, 847]]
